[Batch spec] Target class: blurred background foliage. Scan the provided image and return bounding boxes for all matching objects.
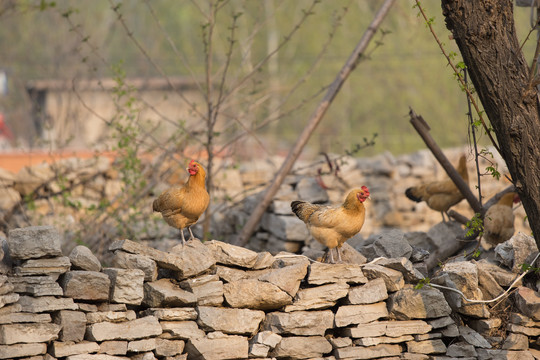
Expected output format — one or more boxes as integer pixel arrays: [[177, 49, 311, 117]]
[[0, 0, 537, 157]]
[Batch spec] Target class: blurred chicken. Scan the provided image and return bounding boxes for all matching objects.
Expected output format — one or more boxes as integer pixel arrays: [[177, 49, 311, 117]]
[[153, 160, 210, 244], [483, 192, 520, 246], [405, 154, 468, 221], [291, 186, 370, 263]]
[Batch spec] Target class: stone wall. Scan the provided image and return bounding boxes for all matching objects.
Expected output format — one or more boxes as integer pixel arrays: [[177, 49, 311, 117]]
[[1, 225, 539, 360]]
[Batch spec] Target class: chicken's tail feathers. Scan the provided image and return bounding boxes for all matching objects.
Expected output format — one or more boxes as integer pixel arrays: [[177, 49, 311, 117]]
[[291, 200, 305, 216], [152, 199, 160, 212], [405, 187, 423, 203]]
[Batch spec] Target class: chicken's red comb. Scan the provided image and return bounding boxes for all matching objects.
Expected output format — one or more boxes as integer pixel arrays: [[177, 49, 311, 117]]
[[189, 159, 196, 166], [361, 185, 369, 193]]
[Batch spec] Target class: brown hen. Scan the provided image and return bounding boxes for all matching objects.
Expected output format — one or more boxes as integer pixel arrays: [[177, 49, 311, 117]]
[[153, 160, 210, 244]]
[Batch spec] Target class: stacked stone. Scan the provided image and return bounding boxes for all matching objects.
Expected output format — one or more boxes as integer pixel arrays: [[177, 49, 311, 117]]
[[2, 225, 540, 359]]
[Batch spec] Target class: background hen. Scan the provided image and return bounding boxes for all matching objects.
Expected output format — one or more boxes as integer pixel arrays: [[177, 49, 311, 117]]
[[483, 191, 520, 247], [405, 154, 468, 221]]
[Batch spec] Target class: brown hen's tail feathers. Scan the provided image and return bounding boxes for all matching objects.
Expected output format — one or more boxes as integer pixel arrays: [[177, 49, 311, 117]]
[[405, 187, 423, 203], [291, 200, 306, 218]]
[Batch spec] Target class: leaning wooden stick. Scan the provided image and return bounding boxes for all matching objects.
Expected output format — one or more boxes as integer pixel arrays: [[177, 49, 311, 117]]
[[408, 108, 482, 214]]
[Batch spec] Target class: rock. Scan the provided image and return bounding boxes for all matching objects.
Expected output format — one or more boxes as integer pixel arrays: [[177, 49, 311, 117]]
[[507, 323, 540, 336], [7, 226, 62, 260], [427, 316, 455, 329], [387, 285, 451, 320], [60, 271, 110, 301], [155, 338, 185, 357], [346, 278, 388, 305], [112, 251, 158, 282], [185, 332, 249, 360], [0, 312, 50, 324], [86, 310, 136, 324], [96, 340, 127, 355], [296, 177, 329, 203], [110, 239, 215, 278], [69, 245, 101, 271], [433, 261, 489, 318], [477, 263, 505, 299], [284, 282, 349, 311], [334, 344, 401, 359], [13, 256, 71, 276], [261, 213, 309, 241], [339, 242, 368, 264], [476, 260, 520, 287], [0, 187, 20, 213], [446, 341, 477, 357], [53, 310, 86, 342], [307, 262, 367, 285], [223, 279, 292, 310], [406, 339, 446, 354], [385, 320, 432, 337], [258, 261, 308, 297], [86, 316, 162, 341], [141, 308, 197, 322], [354, 334, 414, 346], [0, 323, 61, 344], [9, 275, 63, 296], [458, 325, 491, 348], [468, 318, 502, 336], [205, 240, 260, 268], [341, 322, 387, 338], [17, 295, 77, 312], [514, 286, 540, 321], [410, 246, 430, 263], [476, 348, 535, 360], [361, 264, 404, 292], [160, 320, 205, 340], [0, 293, 18, 309], [374, 257, 422, 282], [251, 330, 282, 348], [502, 333, 529, 350], [334, 302, 388, 327], [0, 343, 46, 359], [361, 229, 413, 260], [127, 338, 156, 353], [196, 306, 265, 335], [494, 232, 538, 272], [103, 268, 145, 305], [263, 310, 334, 336], [509, 312, 540, 327], [50, 341, 100, 357], [143, 279, 197, 307], [270, 335, 332, 359], [179, 274, 223, 306]]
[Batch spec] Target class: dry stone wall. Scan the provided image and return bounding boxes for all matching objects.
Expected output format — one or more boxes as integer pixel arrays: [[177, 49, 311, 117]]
[[1, 225, 540, 360]]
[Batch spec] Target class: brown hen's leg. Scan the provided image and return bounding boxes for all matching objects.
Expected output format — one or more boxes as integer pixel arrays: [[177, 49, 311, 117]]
[[180, 229, 186, 246], [336, 247, 343, 263], [188, 227, 196, 241], [328, 248, 335, 264]]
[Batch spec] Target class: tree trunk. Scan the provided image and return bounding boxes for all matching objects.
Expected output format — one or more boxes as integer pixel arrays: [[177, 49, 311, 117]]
[[441, 0, 540, 249]]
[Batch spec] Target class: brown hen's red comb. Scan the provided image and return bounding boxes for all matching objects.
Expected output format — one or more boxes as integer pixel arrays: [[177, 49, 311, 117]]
[[189, 160, 196, 166], [361, 185, 369, 193]]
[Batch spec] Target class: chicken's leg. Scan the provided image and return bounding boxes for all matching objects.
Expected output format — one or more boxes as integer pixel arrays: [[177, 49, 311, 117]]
[[188, 227, 196, 241], [180, 229, 186, 246], [328, 248, 335, 264], [336, 247, 343, 263]]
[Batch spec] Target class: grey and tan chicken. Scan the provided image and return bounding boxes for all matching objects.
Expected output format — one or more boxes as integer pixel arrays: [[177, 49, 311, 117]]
[[405, 154, 468, 221], [291, 186, 370, 263]]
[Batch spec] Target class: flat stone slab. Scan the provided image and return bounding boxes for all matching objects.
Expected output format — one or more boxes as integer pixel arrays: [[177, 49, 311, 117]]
[[270, 336, 332, 359], [334, 343, 401, 360], [110, 239, 215, 278], [263, 310, 334, 336], [143, 279, 197, 307], [60, 271, 110, 301], [0, 343, 47, 359], [86, 316, 162, 341], [8, 225, 62, 260], [17, 295, 78, 313], [284, 282, 349, 312], [335, 302, 388, 327], [223, 279, 292, 310], [307, 262, 367, 285], [185, 332, 249, 360], [197, 306, 265, 335], [0, 323, 61, 344]]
